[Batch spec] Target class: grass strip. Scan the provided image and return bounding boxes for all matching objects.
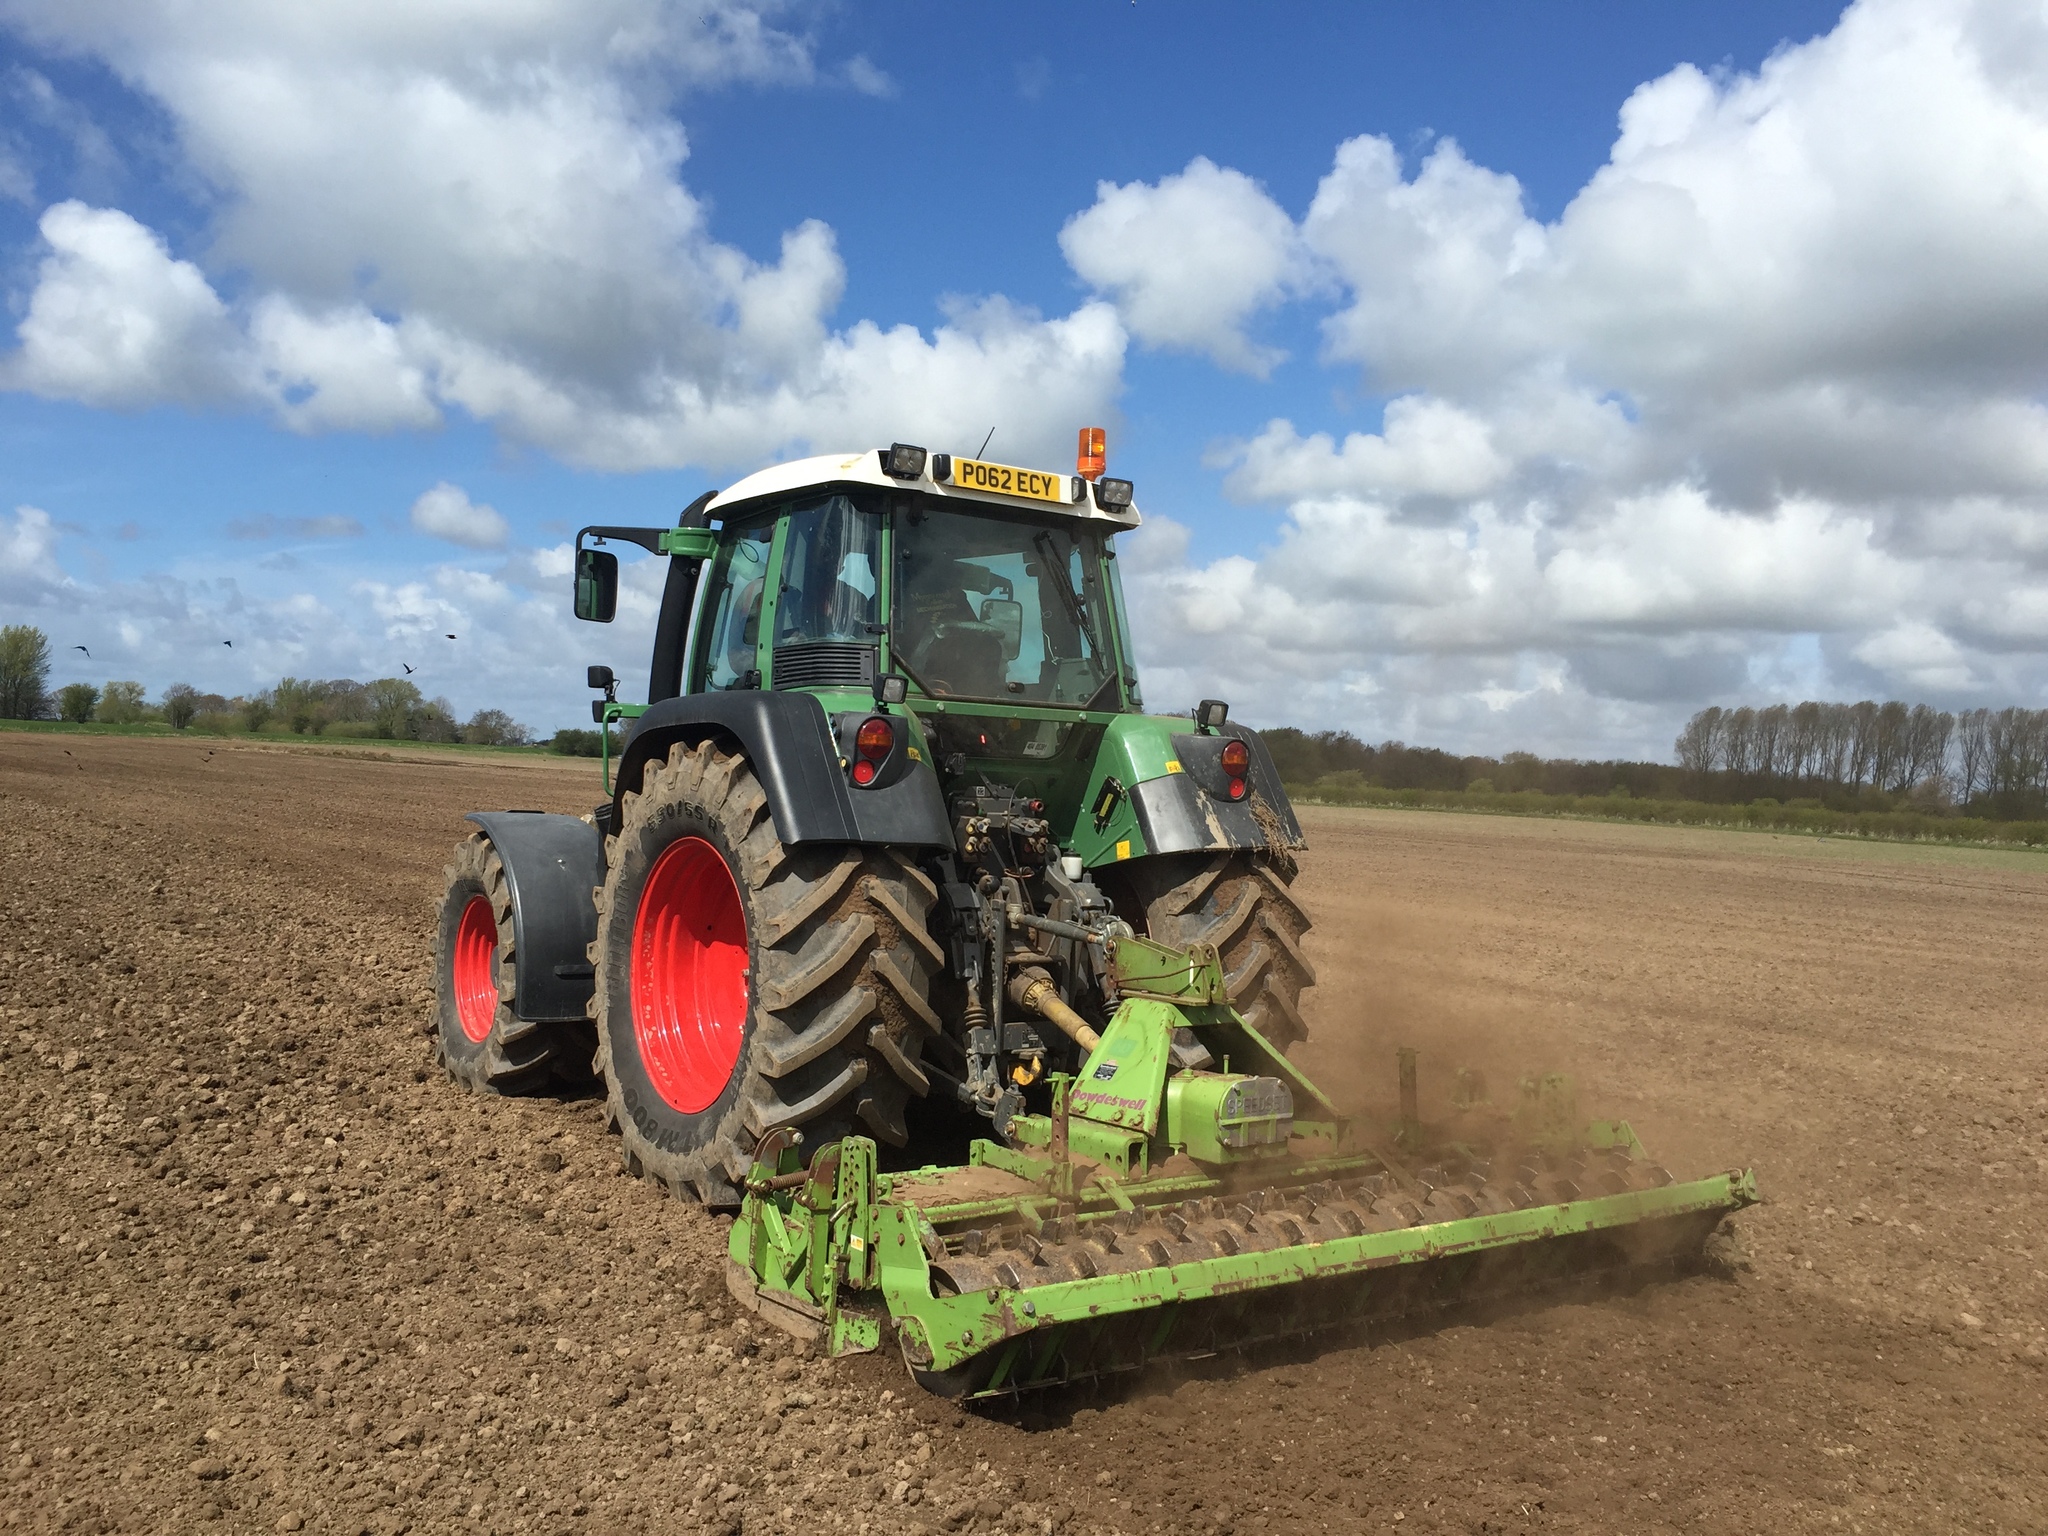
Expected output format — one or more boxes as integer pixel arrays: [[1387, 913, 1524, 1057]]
[[1289, 781, 2048, 849]]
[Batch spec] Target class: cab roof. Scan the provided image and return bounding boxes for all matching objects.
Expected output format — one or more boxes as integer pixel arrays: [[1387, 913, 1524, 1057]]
[[704, 450, 1143, 529]]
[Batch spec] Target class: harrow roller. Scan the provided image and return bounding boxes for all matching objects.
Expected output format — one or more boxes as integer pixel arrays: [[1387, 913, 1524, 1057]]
[[728, 935, 1757, 1398]]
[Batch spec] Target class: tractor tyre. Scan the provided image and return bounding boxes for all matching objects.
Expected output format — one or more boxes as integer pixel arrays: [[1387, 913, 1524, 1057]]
[[592, 738, 943, 1208], [1126, 851, 1316, 1052], [433, 832, 595, 1094]]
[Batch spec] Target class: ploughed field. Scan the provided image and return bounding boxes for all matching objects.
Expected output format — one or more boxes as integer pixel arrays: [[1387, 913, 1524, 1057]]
[[2, 732, 2045, 1536]]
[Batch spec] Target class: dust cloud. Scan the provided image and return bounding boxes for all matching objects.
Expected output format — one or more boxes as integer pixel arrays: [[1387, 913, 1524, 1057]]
[[1288, 883, 1598, 1133]]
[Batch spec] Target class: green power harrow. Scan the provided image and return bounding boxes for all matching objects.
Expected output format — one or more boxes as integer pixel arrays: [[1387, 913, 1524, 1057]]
[[730, 935, 1756, 1398]]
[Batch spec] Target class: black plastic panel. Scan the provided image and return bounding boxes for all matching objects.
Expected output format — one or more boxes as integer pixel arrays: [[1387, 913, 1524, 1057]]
[[1169, 728, 1304, 842], [773, 642, 876, 691], [464, 811, 605, 1023], [615, 691, 953, 850], [1131, 727, 1305, 856]]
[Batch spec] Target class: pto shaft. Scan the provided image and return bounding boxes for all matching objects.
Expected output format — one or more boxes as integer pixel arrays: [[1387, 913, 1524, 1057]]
[[1007, 968, 1101, 1053]]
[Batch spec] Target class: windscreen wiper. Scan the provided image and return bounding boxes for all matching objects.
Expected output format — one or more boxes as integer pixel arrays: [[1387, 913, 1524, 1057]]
[[1033, 531, 1090, 632]]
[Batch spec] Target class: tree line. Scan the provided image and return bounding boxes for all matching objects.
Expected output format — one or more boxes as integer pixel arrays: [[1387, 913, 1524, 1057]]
[[1675, 701, 2048, 818], [0, 624, 534, 746], [1260, 728, 1687, 800], [1261, 698, 2048, 822]]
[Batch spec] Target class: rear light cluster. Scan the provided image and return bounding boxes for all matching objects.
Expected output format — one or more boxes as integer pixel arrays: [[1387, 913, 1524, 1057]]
[[852, 716, 894, 786], [1220, 738, 1250, 801]]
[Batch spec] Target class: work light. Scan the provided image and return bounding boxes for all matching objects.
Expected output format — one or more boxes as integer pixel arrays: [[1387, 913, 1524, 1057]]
[[1093, 477, 1134, 510], [882, 443, 928, 480]]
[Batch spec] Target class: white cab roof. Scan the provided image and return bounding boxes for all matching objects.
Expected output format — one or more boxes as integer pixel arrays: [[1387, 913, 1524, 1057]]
[[704, 450, 1142, 529]]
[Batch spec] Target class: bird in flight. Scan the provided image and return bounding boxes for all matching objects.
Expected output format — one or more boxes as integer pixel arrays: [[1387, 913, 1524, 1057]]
[[444, 633, 457, 640], [71, 645, 90, 659], [222, 640, 234, 648], [402, 663, 416, 675]]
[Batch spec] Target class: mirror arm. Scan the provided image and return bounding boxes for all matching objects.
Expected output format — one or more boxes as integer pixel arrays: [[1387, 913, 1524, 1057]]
[[576, 525, 670, 556]]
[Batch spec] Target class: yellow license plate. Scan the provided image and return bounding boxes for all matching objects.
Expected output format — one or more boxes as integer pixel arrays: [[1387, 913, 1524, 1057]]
[[950, 457, 1070, 504]]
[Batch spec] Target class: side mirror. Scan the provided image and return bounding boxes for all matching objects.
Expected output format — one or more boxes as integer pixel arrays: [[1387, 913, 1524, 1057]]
[[575, 548, 618, 623], [980, 598, 1024, 661], [586, 664, 615, 691]]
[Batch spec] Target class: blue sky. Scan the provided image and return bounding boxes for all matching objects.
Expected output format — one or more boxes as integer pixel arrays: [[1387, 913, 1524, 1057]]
[[5, 0, 2047, 755]]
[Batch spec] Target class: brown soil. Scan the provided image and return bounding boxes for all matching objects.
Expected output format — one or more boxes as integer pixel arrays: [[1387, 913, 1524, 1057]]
[[3, 736, 2044, 1536]]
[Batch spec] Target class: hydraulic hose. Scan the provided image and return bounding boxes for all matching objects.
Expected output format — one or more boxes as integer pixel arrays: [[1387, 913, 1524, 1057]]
[[1004, 907, 1103, 946], [1007, 967, 1101, 1053]]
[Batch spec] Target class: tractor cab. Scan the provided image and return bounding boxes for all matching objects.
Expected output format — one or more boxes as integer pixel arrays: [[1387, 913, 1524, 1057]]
[[675, 443, 1142, 711]]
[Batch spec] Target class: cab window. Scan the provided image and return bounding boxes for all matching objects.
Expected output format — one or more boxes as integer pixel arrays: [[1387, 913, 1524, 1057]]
[[695, 522, 773, 690], [776, 495, 880, 646], [893, 504, 1114, 706]]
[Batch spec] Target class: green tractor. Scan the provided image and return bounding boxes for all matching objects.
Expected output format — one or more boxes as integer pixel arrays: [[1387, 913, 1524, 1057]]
[[433, 437, 1753, 1396]]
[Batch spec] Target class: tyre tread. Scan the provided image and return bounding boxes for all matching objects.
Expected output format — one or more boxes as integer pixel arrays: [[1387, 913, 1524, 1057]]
[[595, 739, 941, 1208], [433, 831, 594, 1096]]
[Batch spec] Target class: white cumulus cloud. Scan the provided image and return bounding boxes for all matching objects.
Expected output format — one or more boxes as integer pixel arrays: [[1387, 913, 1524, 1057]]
[[0, 0, 1126, 472], [4, 201, 246, 406], [1061, 157, 1307, 376], [1124, 0, 2048, 749], [410, 483, 509, 550]]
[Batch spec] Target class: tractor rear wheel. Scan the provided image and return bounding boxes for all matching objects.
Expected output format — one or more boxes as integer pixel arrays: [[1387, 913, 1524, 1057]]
[[592, 738, 943, 1207], [1126, 851, 1316, 1052], [433, 832, 595, 1093]]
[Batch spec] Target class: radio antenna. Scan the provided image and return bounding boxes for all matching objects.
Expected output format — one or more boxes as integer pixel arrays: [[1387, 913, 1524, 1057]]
[[976, 427, 995, 458]]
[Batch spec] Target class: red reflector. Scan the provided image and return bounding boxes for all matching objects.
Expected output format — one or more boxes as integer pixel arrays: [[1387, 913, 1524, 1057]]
[[855, 717, 894, 763], [1227, 776, 1248, 801], [1220, 739, 1250, 778], [851, 758, 878, 786]]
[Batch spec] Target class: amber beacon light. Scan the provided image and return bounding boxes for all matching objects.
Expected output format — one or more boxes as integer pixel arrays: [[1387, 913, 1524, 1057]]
[[1077, 426, 1106, 481]]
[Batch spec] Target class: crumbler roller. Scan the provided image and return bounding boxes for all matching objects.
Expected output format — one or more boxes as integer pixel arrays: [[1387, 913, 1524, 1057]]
[[728, 933, 1755, 1397]]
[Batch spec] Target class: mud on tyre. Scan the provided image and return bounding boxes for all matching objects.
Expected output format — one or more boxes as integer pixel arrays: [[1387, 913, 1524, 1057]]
[[1123, 851, 1316, 1052], [592, 738, 943, 1208], [434, 832, 596, 1093]]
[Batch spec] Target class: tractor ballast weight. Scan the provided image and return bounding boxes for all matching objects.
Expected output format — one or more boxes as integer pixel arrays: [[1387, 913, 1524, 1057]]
[[431, 437, 1754, 1394]]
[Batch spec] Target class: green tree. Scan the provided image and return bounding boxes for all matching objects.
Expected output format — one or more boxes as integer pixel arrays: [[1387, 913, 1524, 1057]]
[[237, 692, 274, 732], [0, 625, 52, 719], [161, 683, 199, 730], [409, 696, 460, 742], [363, 677, 423, 738], [274, 676, 322, 733], [550, 727, 619, 757], [462, 708, 530, 746], [57, 682, 101, 723], [96, 680, 149, 724]]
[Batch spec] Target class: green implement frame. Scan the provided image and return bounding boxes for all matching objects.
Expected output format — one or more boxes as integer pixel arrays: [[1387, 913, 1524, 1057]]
[[727, 939, 1757, 1399]]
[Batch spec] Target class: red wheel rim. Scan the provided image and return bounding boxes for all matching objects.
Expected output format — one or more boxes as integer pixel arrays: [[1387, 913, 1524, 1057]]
[[632, 836, 749, 1114], [452, 894, 499, 1043]]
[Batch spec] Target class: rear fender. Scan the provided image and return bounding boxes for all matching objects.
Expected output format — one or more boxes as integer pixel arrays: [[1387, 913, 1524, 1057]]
[[1072, 716, 1304, 865], [612, 691, 951, 850], [1130, 726, 1303, 856], [463, 811, 604, 1023]]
